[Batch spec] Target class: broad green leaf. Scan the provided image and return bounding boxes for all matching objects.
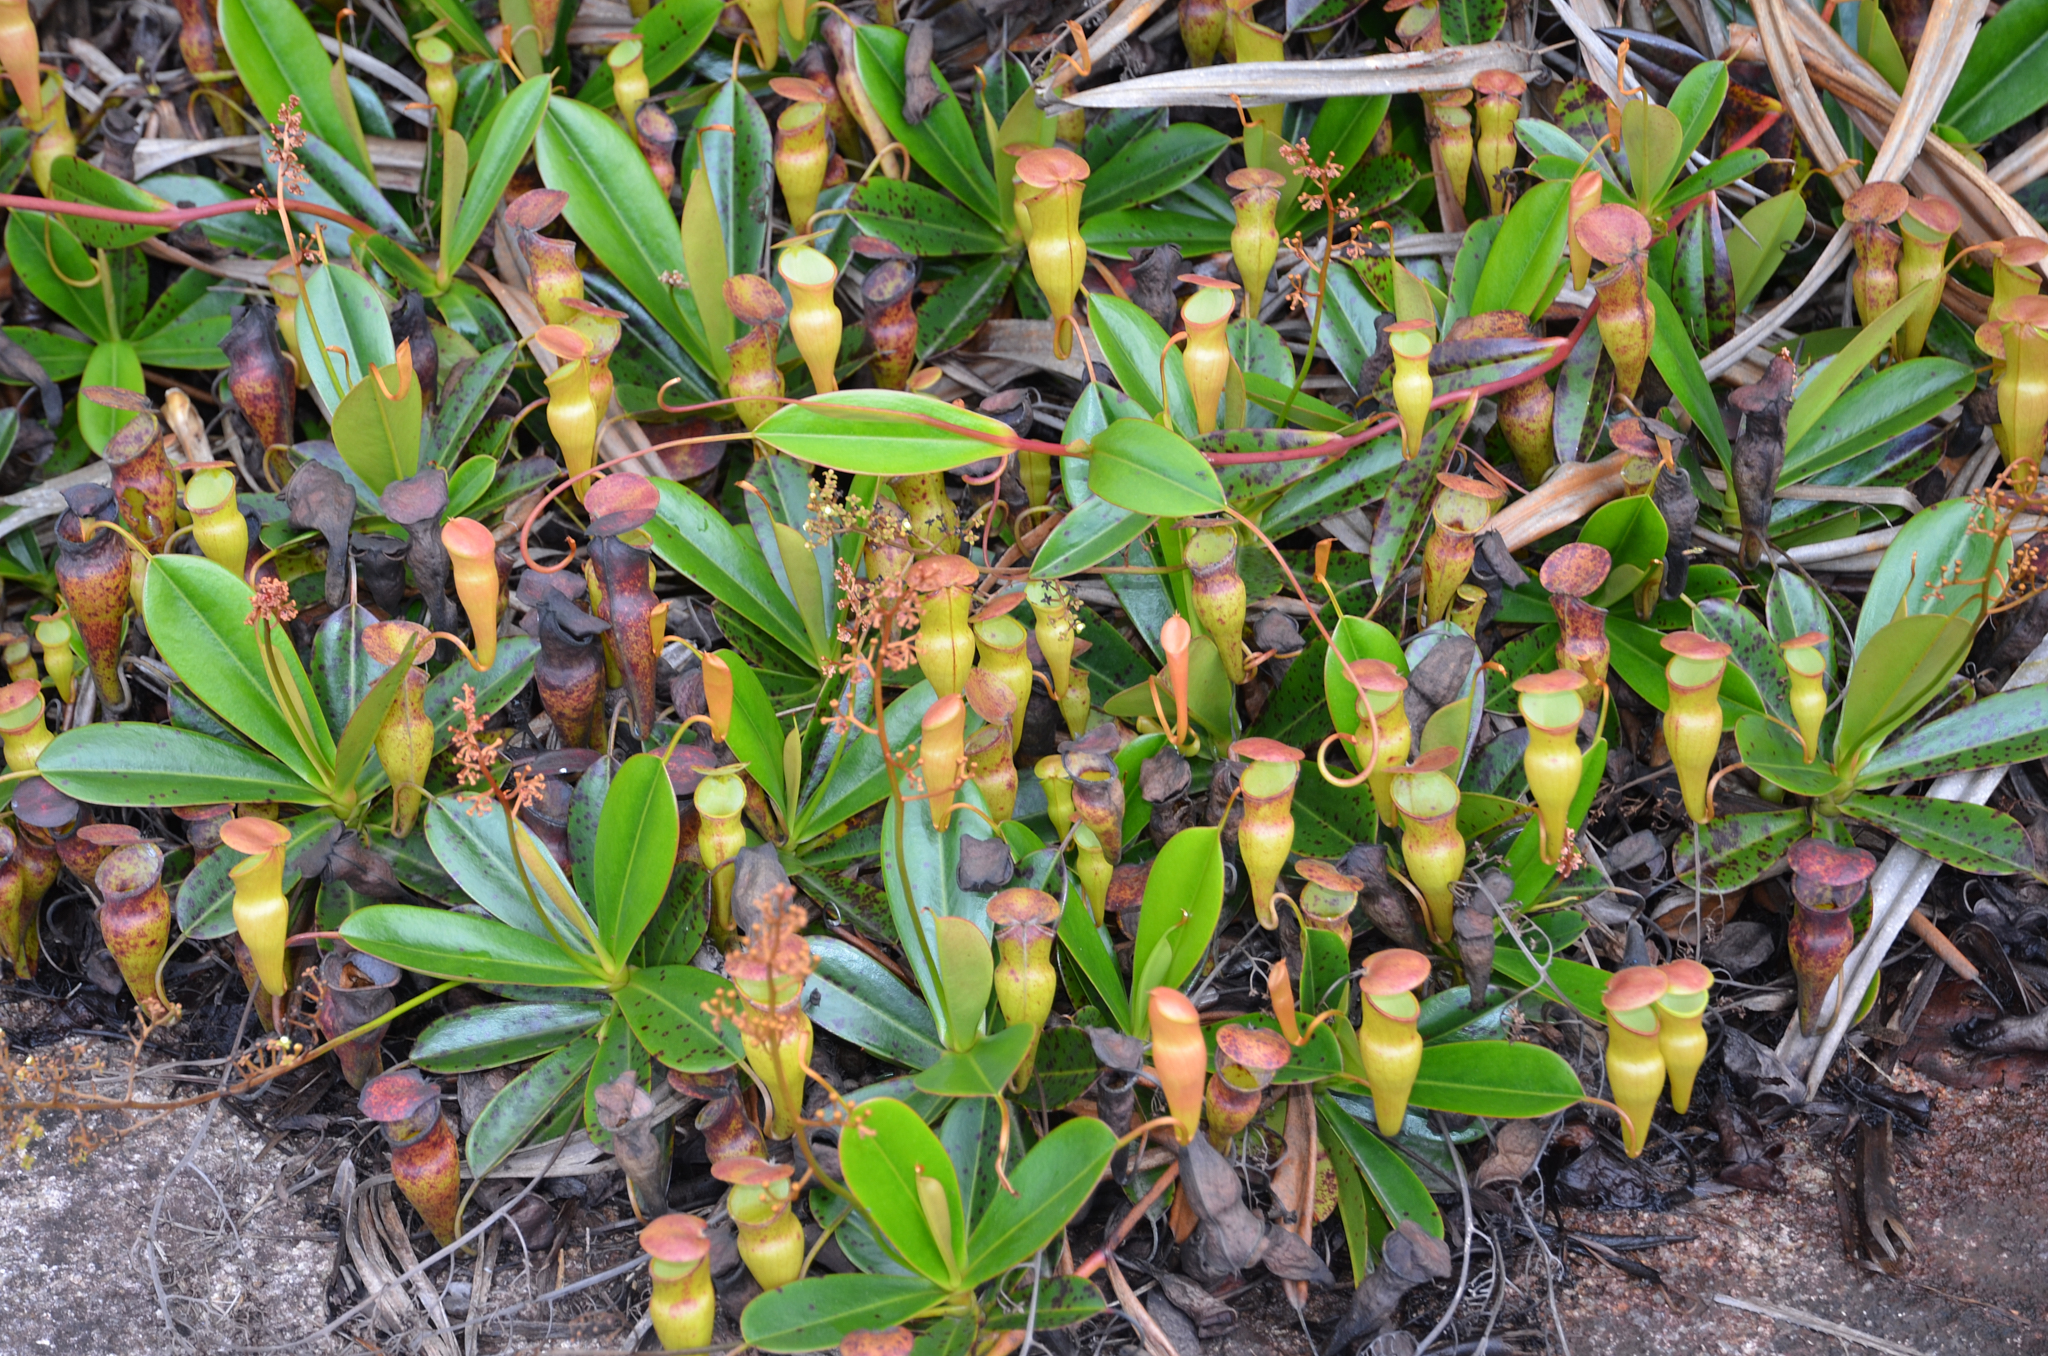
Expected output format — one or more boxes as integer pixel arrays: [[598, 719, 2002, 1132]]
[[985, 1277, 1105, 1330], [424, 796, 592, 946], [329, 356, 421, 493], [535, 96, 708, 373], [752, 390, 1016, 476], [328, 631, 415, 790], [40, 723, 314, 808], [1086, 419, 1224, 516], [463, 1035, 598, 1174], [50, 156, 169, 247], [739, 1275, 946, 1354], [1085, 291, 1197, 429], [411, 1001, 608, 1072], [1856, 496, 2011, 650], [1944, 0, 2048, 141], [1317, 257, 1385, 383], [1841, 794, 2036, 874], [428, 340, 520, 466], [841, 1097, 964, 1285], [592, 753, 679, 953], [300, 264, 395, 417], [1439, 0, 1506, 44], [1647, 278, 1731, 467], [1132, 826, 1225, 996], [1676, 808, 1808, 892], [1490, 939, 1611, 1021], [793, 682, 938, 845], [1666, 61, 1730, 168], [853, 26, 1002, 227], [963, 1114, 1118, 1284], [342, 905, 605, 986], [79, 342, 144, 453], [1369, 411, 1463, 591], [1784, 282, 1932, 453], [1782, 357, 1973, 482], [1318, 1092, 1444, 1236], [918, 254, 1020, 357], [1862, 683, 2048, 783], [1737, 714, 1842, 796], [576, 0, 721, 108], [913, 1023, 1034, 1096], [446, 73, 551, 267], [1057, 882, 1131, 1033], [145, 555, 333, 786], [1084, 123, 1231, 218], [806, 936, 944, 1067], [1472, 179, 1571, 318], [1407, 1040, 1584, 1117], [646, 477, 813, 665], [849, 178, 1010, 254], [1728, 191, 1807, 311], [424, 638, 538, 756], [219, 0, 373, 177], [1323, 615, 1408, 744], [1577, 495, 1667, 586], [1620, 100, 1685, 205], [1031, 497, 1152, 577], [715, 647, 789, 813], [687, 80, 775, 280], [1695, 596, 1792, 726], [1835, 611, 1975, 763], [615, 964, 746, 1070]]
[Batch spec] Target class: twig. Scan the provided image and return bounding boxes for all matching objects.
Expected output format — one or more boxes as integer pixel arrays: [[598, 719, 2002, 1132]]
[[1711, 1295, 1929, 1355]]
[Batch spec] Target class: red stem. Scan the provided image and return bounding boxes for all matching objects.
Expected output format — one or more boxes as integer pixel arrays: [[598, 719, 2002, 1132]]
[[1206, 309, 1594, 466], [0, 193, 381, 239]]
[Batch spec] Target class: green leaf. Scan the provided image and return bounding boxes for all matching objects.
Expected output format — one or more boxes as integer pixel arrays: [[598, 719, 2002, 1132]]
[[1676, 808, 1808, 891], [751, 390, 1016, 476], [794, 684, 935, 847], [1472, 180, 1570, 318], [329, 356, 421, 493], [592, 753, 680, 954], [1057, 883, 1132, 1033], [1318, 1092, 1444, 1236], [79, 342, 144, 454], [1727, 191, 1807, 312], [50, 156, 170, 247], [964, 1114, 1118, 1284], [1316, 258, 1385, 383], [1490, 940, 1611, 1021], [329, 631, 415, 790], [740, 1275, 947, 1354], [1132, 826, 1225, 999], [1944, 0, 2048, 140], [687, 80, 775, 279], [536, 95, 708, 374], [425, 638, 538, 755], [423, 796, 592, 945], [463, 1036, 598, 1174], [1835, 611, 1976, 764], [446, 74, 551, 268], [576, 0, 720, 108], [842, 1097, 963, 1285], [1084, 124, 1230, 218], [1782, 357, 1973, 484], [913, 1023, 1035, 1097], [5, 212, 110, 339], [615, 964, 746, 1070], [1083, 208, 1234, 260], [806, 936, 944, 1067], [1856, 497, 2011, 651], [1085, 291, 1196, 427], [1784, 282, 1933, 453], [918, 254, 1020, 357], [145, 555, 333, 786], [1647, 278, 1731, 467], [854, 26, 1002, 228], [1407, 1040, 1584, 1118], [715, 647, 789, 813], [1439, 0, 1506, 44], [428, 341, 520, 466], [1696, 595, 1792, 726], [1620, 99, 1686, 205], [1862, 684, 2048, 783], [219, 0, 373, 178], [1086, 419, 1224, 516], [1737, 714, 1842, 796], [342, 905, 605, 986], [1666, 61, 1730, 169], [300, 264, 394, 417], [411, 1001, 608, 1072], [985, 1276, 1106, 1329], [848, 178, 1010, 255], [645, 477, 814, 666], [1370, 410, 1462, 591], [1841, 794, 2036, 874], [1323, 615, 1407, 743], [1577, 495, 1667, 583], [1031, 497, 1152, 577], [40, 723, 314, 808]]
